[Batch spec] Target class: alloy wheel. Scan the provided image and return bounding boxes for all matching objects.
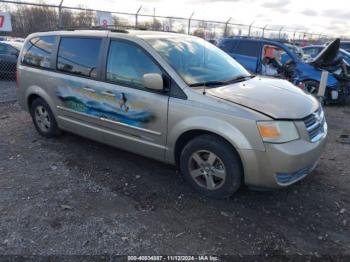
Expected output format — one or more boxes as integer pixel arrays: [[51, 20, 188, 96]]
[[188, 150, 226, 190], [34, 105, 51, 133]]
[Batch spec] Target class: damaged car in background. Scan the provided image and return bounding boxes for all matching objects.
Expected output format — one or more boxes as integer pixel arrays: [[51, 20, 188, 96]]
[[303, 39, 350, 102], [218, 38, 350, 103]]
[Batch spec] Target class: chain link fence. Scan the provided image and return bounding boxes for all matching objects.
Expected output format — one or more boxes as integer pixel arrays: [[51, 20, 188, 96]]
[[0, 40, 20, 81], [0, 0, 331, 41], [0, 0, 334, 82]]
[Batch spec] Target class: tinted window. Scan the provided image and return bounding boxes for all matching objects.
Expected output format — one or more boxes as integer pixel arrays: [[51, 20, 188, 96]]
[[232, 41, 260, 57], [22, 36, 55, 68], [106, 40, 162, 89], [57, 37, 101, 78], [0, 44, 10, 54], [303, 47, 322, 58], [218, 40, 233, 52], [340, 43, 350, 50]]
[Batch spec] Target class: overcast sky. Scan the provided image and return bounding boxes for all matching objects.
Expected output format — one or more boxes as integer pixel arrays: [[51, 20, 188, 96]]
[[19, 0, 350, 36]]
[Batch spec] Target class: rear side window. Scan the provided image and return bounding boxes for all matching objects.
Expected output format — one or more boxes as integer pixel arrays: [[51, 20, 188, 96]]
[[57, 37, 102, 79], [22, 36, 56, 69], [218, 40, 233, 53], [232, 41, 260, 57], [106, 40, 162, 90], [341, 43, 350, 50], [0, 43, 10, 54]]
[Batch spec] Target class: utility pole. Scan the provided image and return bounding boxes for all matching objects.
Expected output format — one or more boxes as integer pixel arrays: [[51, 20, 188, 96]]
[[58, 0, 64, 29], [318, 32, 323, 41], [278, 26, 284, 39], [188, 11, 194, 35], [153, 7, 156, 30], [224, 17, 232, 37], [135, 6, 142, 28], [293, 28, 299, 42]]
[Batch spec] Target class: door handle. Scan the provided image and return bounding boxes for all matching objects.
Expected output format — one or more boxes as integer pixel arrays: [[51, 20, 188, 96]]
[[101, 91, 116, 97], [83, 87, 96, 93]]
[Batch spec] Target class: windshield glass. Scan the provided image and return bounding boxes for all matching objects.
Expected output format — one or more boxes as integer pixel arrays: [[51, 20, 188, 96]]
[[286, 44, 303, 59], [145, 36, 250, 86]]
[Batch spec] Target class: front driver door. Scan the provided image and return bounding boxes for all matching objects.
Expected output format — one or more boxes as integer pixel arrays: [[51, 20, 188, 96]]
[[99, 38, 169, 161]]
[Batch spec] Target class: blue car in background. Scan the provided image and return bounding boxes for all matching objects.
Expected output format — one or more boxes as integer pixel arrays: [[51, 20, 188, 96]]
[[217, 37, 343, 102], [302, 45, 350, 65]]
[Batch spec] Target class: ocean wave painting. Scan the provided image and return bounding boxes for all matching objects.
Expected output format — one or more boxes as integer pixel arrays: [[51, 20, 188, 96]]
[[56, 84, 154, 127]]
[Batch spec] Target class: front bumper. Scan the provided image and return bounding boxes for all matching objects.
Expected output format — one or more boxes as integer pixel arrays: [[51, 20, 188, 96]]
[[238, 122, 327, 189]]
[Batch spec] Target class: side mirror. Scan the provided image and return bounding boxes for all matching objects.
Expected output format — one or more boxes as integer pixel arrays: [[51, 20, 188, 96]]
[[143, 73, 163, 91]]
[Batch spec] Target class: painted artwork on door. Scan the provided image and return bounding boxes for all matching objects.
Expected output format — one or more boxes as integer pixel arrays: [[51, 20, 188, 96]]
[[56, 80, 155, 127]]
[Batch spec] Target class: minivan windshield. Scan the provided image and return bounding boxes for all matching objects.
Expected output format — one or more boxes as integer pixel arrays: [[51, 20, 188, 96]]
[[145, 36, 251, 87]]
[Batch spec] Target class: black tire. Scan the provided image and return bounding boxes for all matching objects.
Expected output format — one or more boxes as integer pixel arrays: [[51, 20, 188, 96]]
[[30, 97, 61, 138], [180, 134, 242, 199], [303, 80, 320, 96]]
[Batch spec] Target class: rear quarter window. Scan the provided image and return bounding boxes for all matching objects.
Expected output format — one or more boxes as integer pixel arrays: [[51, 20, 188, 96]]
[[57, 37, 102, 79], [21, 36, 56, 69], [218, 40, 233, 53], [231, 41, 260, 57], [340, 43, 350, 50]]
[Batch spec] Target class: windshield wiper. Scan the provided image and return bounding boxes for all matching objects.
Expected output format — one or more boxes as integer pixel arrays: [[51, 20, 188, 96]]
[[227, 75, 256, 83], [189, 80, 228, 87], [189, 75, 255, 87]]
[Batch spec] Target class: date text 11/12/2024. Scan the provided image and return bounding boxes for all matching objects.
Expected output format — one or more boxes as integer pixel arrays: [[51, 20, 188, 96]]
[[127, 255, 220, 261]]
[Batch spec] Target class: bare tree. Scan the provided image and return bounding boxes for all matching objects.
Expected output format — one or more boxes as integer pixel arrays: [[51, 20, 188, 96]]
[[11, 5, 58, 37]]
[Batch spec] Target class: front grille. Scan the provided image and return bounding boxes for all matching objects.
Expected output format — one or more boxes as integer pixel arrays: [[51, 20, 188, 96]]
[[303, 107, 326, 142]]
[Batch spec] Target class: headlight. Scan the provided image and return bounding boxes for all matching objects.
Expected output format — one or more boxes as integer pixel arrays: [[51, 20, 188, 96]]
[[257, 121, 299, 143]]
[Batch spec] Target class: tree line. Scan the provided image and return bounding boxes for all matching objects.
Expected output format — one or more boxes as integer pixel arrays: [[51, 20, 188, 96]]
[[0, 3, 219, 39]]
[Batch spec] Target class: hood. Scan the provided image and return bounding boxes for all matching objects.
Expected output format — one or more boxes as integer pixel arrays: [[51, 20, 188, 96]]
[[206, 76, 319, 119], [308, 39, 340, 67]]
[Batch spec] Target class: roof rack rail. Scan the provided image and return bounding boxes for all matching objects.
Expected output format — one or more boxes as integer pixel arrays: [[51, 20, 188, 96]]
[[58, 25, 182, 34], [59, 25, 129, 33]]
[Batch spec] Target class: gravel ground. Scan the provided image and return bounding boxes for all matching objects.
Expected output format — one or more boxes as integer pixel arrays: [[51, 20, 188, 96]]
[[0, 81, 16, 103], [0, 82, 349, 259]]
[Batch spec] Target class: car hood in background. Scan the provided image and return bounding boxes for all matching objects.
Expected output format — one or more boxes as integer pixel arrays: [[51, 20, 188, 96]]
[[207, 76, 319, 119], [308, 39, 340, 67]]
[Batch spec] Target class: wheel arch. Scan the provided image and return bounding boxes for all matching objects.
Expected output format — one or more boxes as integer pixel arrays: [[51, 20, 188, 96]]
[[173, 129, 245, 184], [25, 85, 56, 113], [173, 124, 250, 171]]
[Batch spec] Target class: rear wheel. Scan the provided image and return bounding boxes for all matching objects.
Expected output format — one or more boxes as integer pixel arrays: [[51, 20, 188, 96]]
[[30, 98, 61, 138], [180, 134, 242, 199]]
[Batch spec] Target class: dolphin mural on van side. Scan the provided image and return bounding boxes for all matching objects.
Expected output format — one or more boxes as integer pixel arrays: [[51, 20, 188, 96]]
[[56, 80, 155, 127]]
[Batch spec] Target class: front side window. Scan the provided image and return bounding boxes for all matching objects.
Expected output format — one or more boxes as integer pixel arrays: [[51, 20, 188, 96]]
[[106, 40, 162, 89], [261, 45, 291, 76], [57, 37, 101, 79], [145, 37, 250, 86], [22, 36, 56, 68]]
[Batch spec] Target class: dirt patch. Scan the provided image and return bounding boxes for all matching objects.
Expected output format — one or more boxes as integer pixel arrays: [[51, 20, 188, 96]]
[[0, 101, 349, 257], [0, 81, 17, 104]]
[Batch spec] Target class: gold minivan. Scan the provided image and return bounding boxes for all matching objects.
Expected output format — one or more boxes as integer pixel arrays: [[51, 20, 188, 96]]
[[17, 30, 327, 198]]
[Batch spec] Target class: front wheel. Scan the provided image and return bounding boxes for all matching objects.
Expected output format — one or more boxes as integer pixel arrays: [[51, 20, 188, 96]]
[[303, 80, 320, 96], [180, 134, 242, 199]]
